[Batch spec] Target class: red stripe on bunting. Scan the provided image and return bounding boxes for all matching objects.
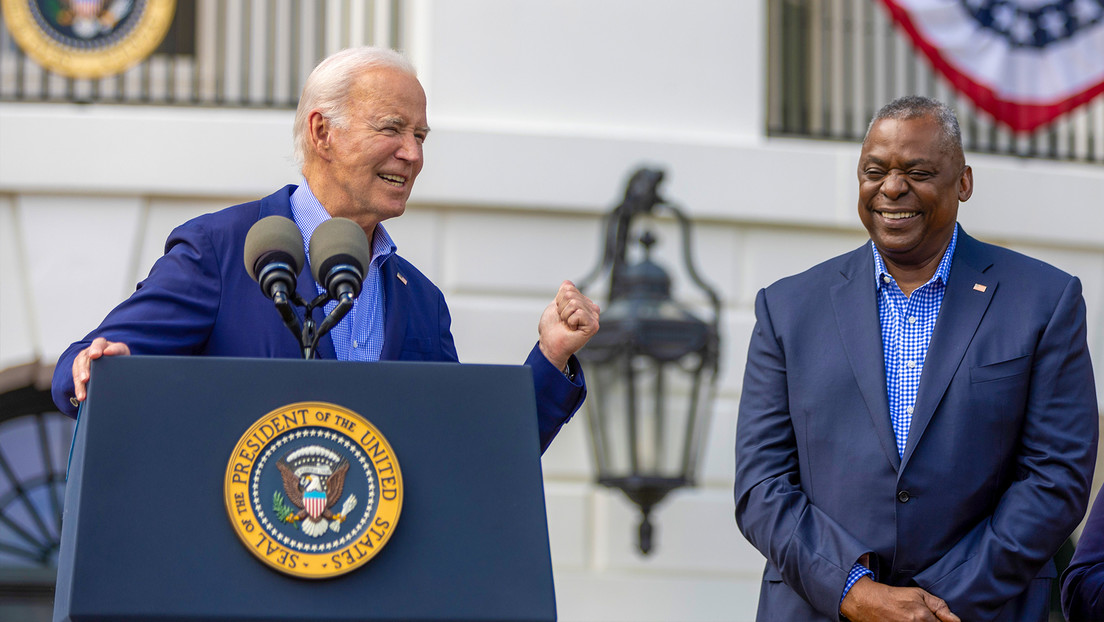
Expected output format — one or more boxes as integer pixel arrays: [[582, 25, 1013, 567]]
[[878, 0, 1104, 132]]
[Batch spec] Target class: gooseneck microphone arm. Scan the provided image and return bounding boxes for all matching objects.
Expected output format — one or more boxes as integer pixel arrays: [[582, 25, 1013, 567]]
[[254, 260, 305, 346], [307, 294, 353, 359], [305, 218, 371, 358], [307, 267, 359, 357]]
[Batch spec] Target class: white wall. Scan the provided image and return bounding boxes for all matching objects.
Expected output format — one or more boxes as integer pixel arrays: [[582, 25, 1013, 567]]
[[2, 1, 1103, 620]]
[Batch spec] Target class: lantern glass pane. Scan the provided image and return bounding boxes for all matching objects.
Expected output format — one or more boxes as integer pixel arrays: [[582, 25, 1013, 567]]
[[586, 350, 714, 482]]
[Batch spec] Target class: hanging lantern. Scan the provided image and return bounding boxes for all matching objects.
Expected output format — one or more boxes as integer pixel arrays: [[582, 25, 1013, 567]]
[[577, 167, 721, 555]]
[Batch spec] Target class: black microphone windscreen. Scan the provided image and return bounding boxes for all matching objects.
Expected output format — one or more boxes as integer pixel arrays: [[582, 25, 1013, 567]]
[[309, 217, 371, 285], [244, 216, 306, 281]]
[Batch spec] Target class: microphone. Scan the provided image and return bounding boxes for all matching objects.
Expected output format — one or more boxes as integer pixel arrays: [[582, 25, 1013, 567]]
[[245, 216, 307, 354], [244, 216, 306, 303], [309, 217, 371, 303]]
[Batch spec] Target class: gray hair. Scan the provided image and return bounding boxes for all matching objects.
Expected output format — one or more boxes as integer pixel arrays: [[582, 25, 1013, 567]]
[[293, 46, 418, 169], [864, 95, 964, 162]]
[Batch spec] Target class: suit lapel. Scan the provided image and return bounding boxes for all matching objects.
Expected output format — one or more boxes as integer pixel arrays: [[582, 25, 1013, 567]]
[[900, 231, 995, 471], [379, 257, 408, 360], [830, 247, 901, 471]]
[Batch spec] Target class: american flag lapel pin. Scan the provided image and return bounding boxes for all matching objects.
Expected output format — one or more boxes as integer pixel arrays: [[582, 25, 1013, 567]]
[[397, 272, 408, 285], [973, 283, 987, 292]]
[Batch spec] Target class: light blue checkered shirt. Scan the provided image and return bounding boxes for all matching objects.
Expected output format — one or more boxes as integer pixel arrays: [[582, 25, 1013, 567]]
[[841, 226, 958, 606], [875, 225, 957, 458], [289, 182, 395, 361]]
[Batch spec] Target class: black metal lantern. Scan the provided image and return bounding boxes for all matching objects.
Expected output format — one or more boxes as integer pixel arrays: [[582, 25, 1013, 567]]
[[577, 167, 721, 555]]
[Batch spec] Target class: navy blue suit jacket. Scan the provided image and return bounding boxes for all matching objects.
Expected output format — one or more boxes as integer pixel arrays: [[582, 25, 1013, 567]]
[[733, 227, 1097, 621], [52, 185, 584, 452]]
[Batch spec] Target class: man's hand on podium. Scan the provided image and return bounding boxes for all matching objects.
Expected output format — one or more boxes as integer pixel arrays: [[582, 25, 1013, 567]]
[[71, 337, 131, 405]]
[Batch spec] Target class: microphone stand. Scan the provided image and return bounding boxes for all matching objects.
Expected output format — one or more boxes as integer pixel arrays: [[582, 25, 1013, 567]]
[[276, 291, 355, 360], [272, 289, 303, 346], [310, 291, 355, 358]]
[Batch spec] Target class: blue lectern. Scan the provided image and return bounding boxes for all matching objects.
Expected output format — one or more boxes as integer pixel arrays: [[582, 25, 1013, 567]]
[[54, 356, 556, 621]]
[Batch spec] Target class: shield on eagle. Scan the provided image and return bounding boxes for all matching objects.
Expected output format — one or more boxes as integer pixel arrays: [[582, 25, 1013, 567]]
[[275, 445, 357, 537]]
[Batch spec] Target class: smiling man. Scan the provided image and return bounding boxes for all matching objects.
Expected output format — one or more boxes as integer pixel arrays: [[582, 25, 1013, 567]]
[[733, 96, 1097, 621], [52, 47, 600, 454]]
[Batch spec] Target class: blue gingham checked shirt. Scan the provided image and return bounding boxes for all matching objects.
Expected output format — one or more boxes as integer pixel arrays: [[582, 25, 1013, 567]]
[[290, 182, 396, 362], [841, 226, 959, 606]]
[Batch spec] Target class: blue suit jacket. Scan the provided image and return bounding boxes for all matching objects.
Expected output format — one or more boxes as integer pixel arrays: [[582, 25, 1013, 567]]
[[733, 227, 1097, 621], [51, 185, 584, 452]]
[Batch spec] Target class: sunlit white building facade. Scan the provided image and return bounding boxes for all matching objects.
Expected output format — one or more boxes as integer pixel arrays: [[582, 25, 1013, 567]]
[[2, 1, 1103, 620]]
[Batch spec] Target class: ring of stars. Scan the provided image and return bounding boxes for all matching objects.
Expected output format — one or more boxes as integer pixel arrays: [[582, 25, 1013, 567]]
[[250, 427, 377, 553]]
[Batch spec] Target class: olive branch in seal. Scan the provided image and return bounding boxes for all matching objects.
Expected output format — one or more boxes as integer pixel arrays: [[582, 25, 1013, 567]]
[[272, 491, 299, 528]]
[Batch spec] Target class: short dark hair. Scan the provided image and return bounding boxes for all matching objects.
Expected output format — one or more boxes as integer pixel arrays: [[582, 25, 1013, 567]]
[[864, 95, 964, 163]]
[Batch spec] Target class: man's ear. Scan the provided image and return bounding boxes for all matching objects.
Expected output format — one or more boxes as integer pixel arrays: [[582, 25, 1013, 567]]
[[958, 165, 973, 202], [308, 111, 333, 161]]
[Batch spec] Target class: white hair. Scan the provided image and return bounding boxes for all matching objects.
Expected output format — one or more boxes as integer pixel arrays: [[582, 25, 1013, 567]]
[[292, 46, 418, 169]]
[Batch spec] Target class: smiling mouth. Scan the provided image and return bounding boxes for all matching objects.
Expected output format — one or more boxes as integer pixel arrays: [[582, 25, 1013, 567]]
[[879, 211, 919, 220], [379, 174, 406, 187]]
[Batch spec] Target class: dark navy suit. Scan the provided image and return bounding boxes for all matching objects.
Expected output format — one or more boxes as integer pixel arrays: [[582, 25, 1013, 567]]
[[734, 227, 1097, 621], [52, 185, 584, 452]]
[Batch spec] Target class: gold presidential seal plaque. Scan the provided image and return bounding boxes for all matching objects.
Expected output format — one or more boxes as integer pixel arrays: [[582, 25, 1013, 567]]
[[224, 402, 403, 579], [0, 0, 176, 78]]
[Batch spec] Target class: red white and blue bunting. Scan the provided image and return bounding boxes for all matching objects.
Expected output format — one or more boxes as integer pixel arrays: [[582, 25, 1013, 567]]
[[878, 0, 1104, 131]]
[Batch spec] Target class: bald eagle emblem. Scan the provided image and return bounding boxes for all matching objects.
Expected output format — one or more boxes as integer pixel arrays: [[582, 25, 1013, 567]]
[[274, 445, 358, 538]]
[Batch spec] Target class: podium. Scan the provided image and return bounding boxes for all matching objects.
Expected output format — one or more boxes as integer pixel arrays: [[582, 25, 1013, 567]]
[[54, 356, 557, 621]]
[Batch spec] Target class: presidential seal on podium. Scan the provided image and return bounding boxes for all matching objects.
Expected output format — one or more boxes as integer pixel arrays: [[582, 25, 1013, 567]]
[[224, 402, 404, 579]]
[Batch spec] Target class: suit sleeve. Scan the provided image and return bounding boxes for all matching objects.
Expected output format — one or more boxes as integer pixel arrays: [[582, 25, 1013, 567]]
[[734, 288, 873, 619], [913, 276, 1098, 620], [1063, 492, 1104, 621], [428, 287, 584, 455], [51, 221, 222, 417], [526, 346, 585, 454]]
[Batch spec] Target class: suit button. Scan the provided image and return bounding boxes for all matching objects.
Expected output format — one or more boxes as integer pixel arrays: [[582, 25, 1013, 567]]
[[897, 490, 911, 503]]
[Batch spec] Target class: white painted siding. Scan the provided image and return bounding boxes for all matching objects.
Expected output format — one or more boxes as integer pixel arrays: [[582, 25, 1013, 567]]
[[1, 2, 1102, 620]]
